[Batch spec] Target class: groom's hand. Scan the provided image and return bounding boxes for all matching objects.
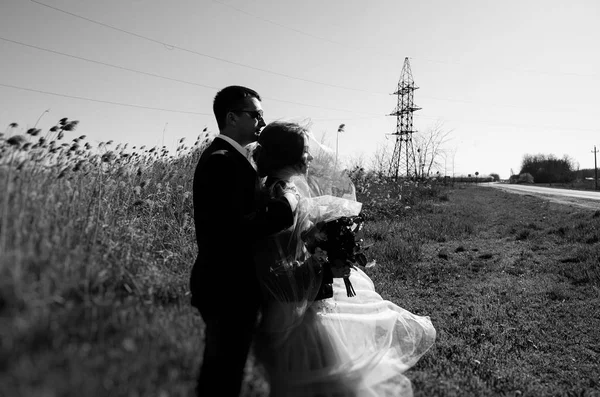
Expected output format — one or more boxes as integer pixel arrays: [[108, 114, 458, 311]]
[[274, 183, 300, 212]]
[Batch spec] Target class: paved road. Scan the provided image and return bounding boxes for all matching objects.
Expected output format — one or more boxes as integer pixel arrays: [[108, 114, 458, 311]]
[[480, 182, 600, 208]]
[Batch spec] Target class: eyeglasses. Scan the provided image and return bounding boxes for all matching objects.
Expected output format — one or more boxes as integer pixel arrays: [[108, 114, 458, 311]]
[[231, 109, 264, 120]]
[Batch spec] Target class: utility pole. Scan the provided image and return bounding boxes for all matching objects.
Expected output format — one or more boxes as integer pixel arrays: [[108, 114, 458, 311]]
[[335, 124, 345, 172], [452, 148, 458, 180], [593, 146, 598, 190]]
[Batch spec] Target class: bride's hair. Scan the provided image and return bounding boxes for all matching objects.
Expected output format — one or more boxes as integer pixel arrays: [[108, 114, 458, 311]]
[[254, 121, 309, 177]]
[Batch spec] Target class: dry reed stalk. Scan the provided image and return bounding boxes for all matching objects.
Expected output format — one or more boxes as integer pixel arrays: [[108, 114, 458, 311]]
[[0, 148, 17, 259]]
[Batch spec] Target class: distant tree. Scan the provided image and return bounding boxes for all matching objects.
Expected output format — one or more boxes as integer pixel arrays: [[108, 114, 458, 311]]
[[576, 168, 597, 179], [489, 173, 500, 182], [520, 153, 576, 183], [518, 173, 534, 184]]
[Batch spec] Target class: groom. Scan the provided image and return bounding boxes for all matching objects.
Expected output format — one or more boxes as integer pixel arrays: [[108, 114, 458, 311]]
[[190, 85, 296, 397]]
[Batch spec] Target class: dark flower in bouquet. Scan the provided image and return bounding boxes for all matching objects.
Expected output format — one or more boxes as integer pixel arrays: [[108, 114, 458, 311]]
[[301, 215, 368, 297]]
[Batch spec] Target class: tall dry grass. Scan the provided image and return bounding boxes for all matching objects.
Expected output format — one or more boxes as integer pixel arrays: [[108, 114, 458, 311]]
[[0, 118, 454, 395], [0, 118, 217, 395]]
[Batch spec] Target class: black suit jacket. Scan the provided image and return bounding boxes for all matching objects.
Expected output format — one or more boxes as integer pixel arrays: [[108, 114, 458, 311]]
[[190, 137, 294, 317]]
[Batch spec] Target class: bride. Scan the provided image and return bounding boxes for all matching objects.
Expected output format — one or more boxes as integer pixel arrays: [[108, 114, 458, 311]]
[[251, 121, 436, 397]]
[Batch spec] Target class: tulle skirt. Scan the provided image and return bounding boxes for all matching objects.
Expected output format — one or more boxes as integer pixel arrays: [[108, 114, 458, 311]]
[[254, 268, 436, 397]]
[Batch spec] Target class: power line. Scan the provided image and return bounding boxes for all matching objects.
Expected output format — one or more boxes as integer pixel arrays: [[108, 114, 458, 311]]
[[29, 0, 383, 95], [0, 36, 218, 90], [414, 113, 599, 132], [2, 33, 575, 117], [308, 112, 597, 134], [417, 57, 598, 79], [27, 2, 593, 112], [211, 1, 598, 80], [2, 81, 593, 134], [0, 36, 381, 116], [7, 4, 597, 126], [420, 94, 575, 113], [0, 80, 383, 120], [311, 115, 385, 121], [0, 82, 211, 115], [211, 0, 394, 59]]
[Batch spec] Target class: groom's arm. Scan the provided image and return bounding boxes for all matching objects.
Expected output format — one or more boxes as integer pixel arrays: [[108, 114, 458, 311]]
[[194, 151, 293, 242], [248, 179, 302, 236], [244, 189, 295, 237]]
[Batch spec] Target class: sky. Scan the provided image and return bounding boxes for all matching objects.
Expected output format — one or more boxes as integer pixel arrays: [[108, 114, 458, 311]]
[[1, 0, 599, 179]]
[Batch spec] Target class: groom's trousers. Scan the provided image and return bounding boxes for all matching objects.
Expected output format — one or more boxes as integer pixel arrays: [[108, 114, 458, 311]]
[[196, 305, 259, 397]]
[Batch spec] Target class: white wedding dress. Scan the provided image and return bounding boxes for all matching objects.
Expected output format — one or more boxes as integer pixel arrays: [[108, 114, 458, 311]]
[[252, 174, 436, 397]]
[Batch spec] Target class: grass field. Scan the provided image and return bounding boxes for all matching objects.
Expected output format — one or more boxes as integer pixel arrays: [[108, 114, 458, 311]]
[[1, 127, 599, 396], [363, 185, 600, 397]]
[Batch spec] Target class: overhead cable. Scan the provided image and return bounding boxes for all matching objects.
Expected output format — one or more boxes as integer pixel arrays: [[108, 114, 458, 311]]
[[0, 36, 381, 116], [0, 82, 210, 115]]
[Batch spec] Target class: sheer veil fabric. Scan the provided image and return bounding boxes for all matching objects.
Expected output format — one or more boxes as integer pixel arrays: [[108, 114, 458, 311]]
[[252, 136, 436, 397]]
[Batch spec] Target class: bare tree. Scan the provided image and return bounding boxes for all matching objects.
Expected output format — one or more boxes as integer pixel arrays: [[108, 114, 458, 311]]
[[412, 121, 452, 178], [369, 142, 392, 177]]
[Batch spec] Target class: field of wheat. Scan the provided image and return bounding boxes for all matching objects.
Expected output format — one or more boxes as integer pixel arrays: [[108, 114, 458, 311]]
[[1, 120, 599, 397]]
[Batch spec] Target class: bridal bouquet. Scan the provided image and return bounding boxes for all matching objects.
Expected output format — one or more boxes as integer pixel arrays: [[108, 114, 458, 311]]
[[301, 215, 368, 297]]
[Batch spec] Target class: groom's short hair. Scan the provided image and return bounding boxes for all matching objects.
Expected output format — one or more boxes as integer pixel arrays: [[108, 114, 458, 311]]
[[213, 86, 262, 130]]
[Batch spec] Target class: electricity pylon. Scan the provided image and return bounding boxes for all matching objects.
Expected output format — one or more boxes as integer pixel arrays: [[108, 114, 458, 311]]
[[388, 57, 421, 179]]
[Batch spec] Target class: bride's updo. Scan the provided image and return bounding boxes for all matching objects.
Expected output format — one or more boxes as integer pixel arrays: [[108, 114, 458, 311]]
[[254, 121, 309, 178]]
